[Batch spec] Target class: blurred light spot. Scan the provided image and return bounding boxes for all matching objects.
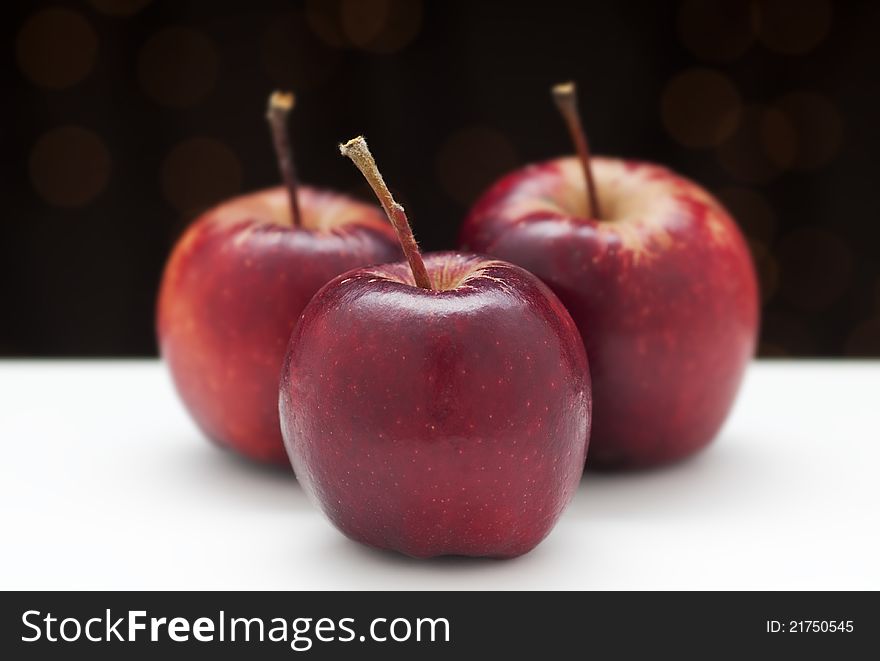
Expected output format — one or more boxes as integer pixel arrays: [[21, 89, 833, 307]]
[[758, 0, 831, 54], [341, 0, 389, 46], [761, 310, 815, 355], [16, 9, 97, 89], [777, 228, 852, 311], [435, 127, 519, 206], [161, 138, 242, 218], [262, 11, 342, 89], [760, 107, 797, 168], [343, 0, 423, 53], [306, 0, 348, 47], [768, 92, 843, 169], [677, 0, 758, 62], [30, 126, 111, 207], [139, 27, 218, 107], [308, 0, 422, 53], [715, 186, 777, 244], [758, 342, 788, 358], [661, 69, 741, 148], [845, 318, 880, 357], [717, 105, 793, 183], [747, 239, 779, 303], [88, 0, 152, 15]]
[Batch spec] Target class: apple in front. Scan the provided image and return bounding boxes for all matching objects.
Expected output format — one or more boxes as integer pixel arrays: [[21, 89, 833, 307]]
[[460, 83, 758, 469], [280, 252, 590, 557], [157, 92, 402, 464], [279, 137, 591, 558]]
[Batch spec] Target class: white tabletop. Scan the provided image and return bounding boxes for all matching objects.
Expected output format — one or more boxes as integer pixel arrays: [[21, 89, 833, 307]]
[[1, 359, 877, 590]]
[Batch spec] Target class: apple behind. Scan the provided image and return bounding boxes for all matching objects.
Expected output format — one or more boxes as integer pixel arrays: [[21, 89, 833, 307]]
[[157, 185, 403, 464], [461, 156, 759, 469]]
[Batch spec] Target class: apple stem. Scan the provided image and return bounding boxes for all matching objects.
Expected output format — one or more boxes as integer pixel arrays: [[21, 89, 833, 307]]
[[339, 136, 432, 290], [552, 81, 602, 219], [266, 91, 303, 227]]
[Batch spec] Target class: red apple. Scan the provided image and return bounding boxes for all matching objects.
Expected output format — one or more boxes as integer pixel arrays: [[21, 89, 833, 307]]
[[460, 83, 759, 469], [280, 137, 590, 557], [157, 93, 402, 464]]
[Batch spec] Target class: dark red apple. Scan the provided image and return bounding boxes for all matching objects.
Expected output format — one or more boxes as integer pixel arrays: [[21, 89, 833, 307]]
[[460, 82, 759, 469], [157, 93, 402, 464], [280, 137, 590, 557]]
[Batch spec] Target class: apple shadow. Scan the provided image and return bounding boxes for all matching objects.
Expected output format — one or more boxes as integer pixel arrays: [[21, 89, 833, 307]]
[[570, 436, 769, 521], [299, 441, 766, 586], [307, 533, 546, 587], [165, 440, 312, 514], [289, 511, 582, 590]]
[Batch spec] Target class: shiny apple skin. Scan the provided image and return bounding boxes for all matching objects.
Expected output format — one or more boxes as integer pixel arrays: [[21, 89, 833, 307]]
[[280, 252, 590, 558], [157, 186, 403, 465], [460, 157, 759, 469]]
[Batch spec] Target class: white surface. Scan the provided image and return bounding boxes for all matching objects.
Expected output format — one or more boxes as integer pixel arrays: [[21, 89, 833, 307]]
[[0, 359, 877, 590]]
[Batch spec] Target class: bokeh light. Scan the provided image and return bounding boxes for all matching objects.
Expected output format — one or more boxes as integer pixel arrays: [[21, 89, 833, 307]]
[[346, 0, 423, 53], [677, 0, 758, 62], [16, 9, 97, 89], [435, 127, 519, 206], [661, 69, 741, 148], [88, 0, 152, 16], [758, 0, 832, 55], [717, 104, 794, 183], [138, 27, 219, 107], [761, 310, 816, 355], [4, 2, 875, 360], [760, 106, 797, 170], [29, 126, 111, 207], [845, 318, 880, 356], [306, 0, 348, 48], [262, 11, 342, 89], [715, 186, 777, 244], [307, 0, 422, 53], [747, 240, 780, 303], [160, 138, 242, 218], [758, 342, 789, 358], [340, 0, 389, 47], [777, 228, 852, 311], [769, 92, 843, 170]]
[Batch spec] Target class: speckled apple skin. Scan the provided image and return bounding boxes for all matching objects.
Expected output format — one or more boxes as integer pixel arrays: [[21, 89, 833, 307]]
[[460, 157, 759, 469], [157, 186, 403, 465], [280, 253, 590, 558]]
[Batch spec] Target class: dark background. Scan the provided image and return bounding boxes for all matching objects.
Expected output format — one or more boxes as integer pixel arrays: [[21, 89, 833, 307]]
[[3, 0, 879, 357]]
